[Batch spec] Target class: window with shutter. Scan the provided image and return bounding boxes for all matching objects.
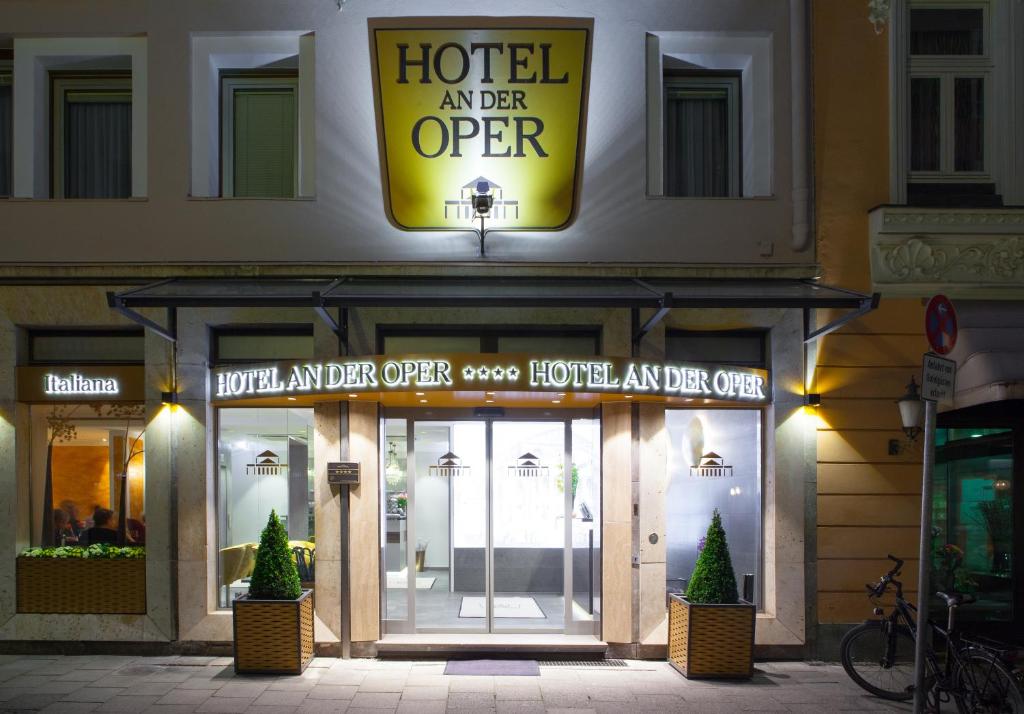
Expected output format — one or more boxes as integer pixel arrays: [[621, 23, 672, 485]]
[[221, 75, 298, 198]]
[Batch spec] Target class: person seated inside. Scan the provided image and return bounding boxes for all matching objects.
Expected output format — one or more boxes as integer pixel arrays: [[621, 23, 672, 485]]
[[83, 508, 118, 545], [53, 508, 79, 545], [127, 513, 145, 545]]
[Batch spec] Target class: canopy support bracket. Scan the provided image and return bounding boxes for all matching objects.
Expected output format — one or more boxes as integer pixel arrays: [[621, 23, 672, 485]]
[[313, 291, 348, 352], [107, 292, 177, 343], [632, 292, 673, 355], [803, 292, 881, 343]]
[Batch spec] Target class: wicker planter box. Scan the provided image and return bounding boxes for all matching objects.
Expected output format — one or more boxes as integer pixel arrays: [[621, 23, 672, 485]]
[[233, 589, 314, 675], [668, 593, 755, 679], [16, 557, 147, 614]]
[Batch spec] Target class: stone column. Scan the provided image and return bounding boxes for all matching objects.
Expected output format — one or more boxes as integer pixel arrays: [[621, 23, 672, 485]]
[[348, 400, 380, 645], [0, 317, 18, 622], [313, 401, 342, 643], [601, 401, 632, 644], [637, 403, 668, 650]]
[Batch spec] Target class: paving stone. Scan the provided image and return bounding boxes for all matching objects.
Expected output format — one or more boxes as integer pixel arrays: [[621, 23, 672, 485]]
[[306, 685, 359, 700], [143, 705, 199, 714], [495, 700, 546, 714], [253, 690, 309, 706], [493, 683, 542, 700], [446, 676, 495, 692], [103, 694, 162, 711], [296, 700, 351, 713], [2, 691, 66, 710], [400, 686, 448, 701], [214, 681, 272, 698], [446, 691, 497, 709], [396, 701, 445, 714], [39, 703, 100, 714], [349, 692, 402, 708], [155, 688, 216, 705], [196, 696, 258, 713], [126, 681, 181, 696], [61, 687, 125, 703]]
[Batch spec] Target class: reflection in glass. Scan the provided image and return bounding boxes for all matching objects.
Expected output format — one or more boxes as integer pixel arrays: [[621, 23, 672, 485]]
[[910, 9, 984, 55], [571, 419, 601, 625], [382, 420, 409, 623], [911, 77, 941, 172], [30, 404, 146, 548], [414, 421, 486, 630], [665, 409, 762, 606], [492, 421, 565, 631], [954, 78, 984, 172], [934, 428, 1013, 622], [217, 408, 314, 608]]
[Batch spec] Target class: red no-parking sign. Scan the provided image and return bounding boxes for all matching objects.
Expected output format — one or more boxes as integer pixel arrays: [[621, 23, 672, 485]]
[[925, 295, 958, 355]]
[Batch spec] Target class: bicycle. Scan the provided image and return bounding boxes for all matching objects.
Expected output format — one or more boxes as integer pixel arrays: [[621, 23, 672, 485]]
[[840, 554, 1024, 712]]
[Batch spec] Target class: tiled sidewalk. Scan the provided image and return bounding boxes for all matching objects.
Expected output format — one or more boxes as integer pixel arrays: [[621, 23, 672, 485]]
[[0, 654, 912, 713]]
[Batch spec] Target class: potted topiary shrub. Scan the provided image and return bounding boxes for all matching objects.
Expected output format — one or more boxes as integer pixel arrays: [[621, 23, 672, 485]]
[[233, 510, 314, 675], [668, 509, 755, 679]]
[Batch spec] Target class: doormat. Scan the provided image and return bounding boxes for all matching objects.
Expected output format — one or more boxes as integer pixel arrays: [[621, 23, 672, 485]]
[[458, 596, 546, 618], [444, 659, 540, 676], [385, 571, 436, 590]]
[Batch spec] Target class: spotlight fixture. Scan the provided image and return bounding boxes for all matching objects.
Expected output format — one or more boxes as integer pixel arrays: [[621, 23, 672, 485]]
[[804, 393, 821, 407], [469, 179, 496, 256], [160, 391, 179, 405]]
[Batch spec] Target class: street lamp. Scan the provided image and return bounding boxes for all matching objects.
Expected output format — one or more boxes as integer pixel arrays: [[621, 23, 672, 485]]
[[889, 377, 923, 454], [470, 180, 494, 257]]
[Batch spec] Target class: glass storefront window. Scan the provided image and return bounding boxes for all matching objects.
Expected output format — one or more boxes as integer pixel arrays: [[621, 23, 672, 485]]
[[217, 408, 314, 608], [934, 427, 1014, 622], [30, 404, 146, 547], [665, 409, 762, 606]]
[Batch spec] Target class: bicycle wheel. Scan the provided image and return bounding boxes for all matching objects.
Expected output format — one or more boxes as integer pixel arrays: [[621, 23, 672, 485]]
[[840, 620, 917, 701], [952, 648, 1024, 714]]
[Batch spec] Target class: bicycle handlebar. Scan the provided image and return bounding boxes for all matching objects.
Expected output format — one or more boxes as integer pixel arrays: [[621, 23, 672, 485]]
[[865, 555, 905, 598]]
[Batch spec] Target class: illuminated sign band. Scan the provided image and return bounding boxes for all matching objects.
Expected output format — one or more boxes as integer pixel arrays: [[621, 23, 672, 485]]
[[44, 373, 119, 396], [212, 354, 769, 404], [369, 17, 592, 231]]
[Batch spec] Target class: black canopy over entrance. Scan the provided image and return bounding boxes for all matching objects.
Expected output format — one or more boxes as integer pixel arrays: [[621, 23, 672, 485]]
[[107, 276, 879, 352]]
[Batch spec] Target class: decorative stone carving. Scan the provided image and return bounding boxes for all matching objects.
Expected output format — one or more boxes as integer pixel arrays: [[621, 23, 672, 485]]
[[869, 206, 1024, 295], [878, 236, 1024, 283]]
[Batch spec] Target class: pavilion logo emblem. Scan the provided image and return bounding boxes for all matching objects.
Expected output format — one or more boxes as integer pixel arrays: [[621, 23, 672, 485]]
[[444, 177, 520, 222], [246, 450, 288, 476], [690, 452, 733, 478]]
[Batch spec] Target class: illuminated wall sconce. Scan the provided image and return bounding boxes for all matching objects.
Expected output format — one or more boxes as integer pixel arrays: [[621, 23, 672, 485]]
[[160, 390, 179, 406], [889, 377, 923, 455], [804, 393, 821, 407]]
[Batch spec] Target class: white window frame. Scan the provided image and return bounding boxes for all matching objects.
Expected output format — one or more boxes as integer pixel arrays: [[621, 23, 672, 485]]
[[907, 1, 993, 184], [662, 74, 742, 198], [645, 31, 773, 199], [889, 0, 1023, 203], [51, 74, 132, 199], [220, 74, 299, 198]]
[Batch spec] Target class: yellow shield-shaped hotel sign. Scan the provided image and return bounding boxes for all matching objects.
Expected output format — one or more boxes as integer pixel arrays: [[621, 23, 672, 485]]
[[369, 17, 593, 231]]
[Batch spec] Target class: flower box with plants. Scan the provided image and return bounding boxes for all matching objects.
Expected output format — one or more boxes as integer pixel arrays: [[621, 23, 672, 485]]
[[233, 511, 315, 675], [17, 544, 147, 614], [668, 509, 755, 679]]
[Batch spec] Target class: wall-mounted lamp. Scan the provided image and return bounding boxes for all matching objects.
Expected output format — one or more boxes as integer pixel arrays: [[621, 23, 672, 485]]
[[889, 377, 923, 455], [804, 393, 821, 407], [471, 180, 495, 257], [160, 391, 179, 406]]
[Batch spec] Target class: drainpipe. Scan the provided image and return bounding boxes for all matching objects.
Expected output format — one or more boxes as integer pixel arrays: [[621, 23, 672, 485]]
[[791, 0, 813, 253]]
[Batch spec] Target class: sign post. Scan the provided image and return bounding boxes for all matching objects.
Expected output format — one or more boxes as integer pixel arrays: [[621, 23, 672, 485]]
[[913, 298, 958, 713]]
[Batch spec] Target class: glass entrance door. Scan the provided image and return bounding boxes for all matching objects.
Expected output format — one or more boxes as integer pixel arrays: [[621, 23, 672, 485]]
[[491, 421, 566, 632], [381, 413, 600, 636]]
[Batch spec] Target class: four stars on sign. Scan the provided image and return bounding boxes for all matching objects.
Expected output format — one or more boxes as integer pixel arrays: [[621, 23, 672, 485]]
[[462, 365, 521, 382]]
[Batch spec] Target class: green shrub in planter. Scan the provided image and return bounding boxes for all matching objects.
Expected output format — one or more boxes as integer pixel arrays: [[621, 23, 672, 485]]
[[686, 509, 739, 604], [669, 509, 754, 679], [20, 544, 145, 559], [233, 510, 313, 675], [249, 510, 302, 600]]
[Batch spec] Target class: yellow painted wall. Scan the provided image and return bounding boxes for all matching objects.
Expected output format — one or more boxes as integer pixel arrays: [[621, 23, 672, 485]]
[[813, 0, 927, 624]]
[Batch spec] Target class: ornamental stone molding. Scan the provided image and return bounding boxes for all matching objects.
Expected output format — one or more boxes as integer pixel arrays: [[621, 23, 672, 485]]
[[869, 206, 1024, 297]]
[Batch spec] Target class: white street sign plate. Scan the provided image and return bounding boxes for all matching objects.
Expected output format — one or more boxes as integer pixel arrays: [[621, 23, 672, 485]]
[[922, 353, 956, 403]]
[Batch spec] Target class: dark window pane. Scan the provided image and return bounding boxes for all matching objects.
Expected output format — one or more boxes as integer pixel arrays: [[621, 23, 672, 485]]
[[65, 99, 132, 199], [934, 428, 1013, 623], [911, 8, 984, 55], [666, 331, 766, 368], [0, 82, 10, 197], [954, 77, 984, 172], [910, 77, 941, 171], [664, 86, 731, 197], [30, 332, 144, 363]]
